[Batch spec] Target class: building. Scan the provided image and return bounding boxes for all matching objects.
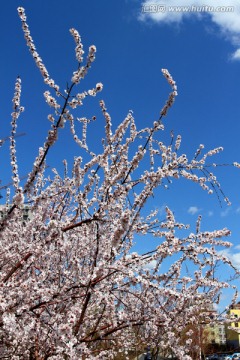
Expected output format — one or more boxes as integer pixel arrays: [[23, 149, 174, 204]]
[[200, 304, 227, 347], [225, 303, 240, 348], [204, 323, 226, 345], [0, 204, 32, 223]]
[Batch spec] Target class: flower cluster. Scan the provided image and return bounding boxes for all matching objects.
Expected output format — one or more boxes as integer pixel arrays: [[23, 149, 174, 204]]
[[10, 77, 24, 192], [160, 68, 178, 117], [71, 46, 97, 84], [17, 7, 59, 92], [43, 91, 60, 109], [69, 28, 84, 63]]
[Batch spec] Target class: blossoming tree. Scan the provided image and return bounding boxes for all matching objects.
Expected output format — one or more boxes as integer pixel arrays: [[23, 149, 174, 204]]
[[0, 7, 239, 360]]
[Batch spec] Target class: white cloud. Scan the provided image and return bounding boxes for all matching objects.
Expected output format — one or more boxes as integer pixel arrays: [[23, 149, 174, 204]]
[[126, 254, 158, 271], [188, 206, 201, 215], [208, 211, 214, 217], [231, 48, 240, 60], [236, 207, 240, 214], [139, 0, 240, 60], [221, 207, 231, 217], [231, 253, 240, 268], [158, 204, 167, 216], [219, 248, 240, 269], [143, 259, 158, 270], [213, 303, 220, 311]]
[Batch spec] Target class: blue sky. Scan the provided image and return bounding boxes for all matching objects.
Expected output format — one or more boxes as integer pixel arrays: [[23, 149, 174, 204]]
[[1, 0, 240, 309]]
